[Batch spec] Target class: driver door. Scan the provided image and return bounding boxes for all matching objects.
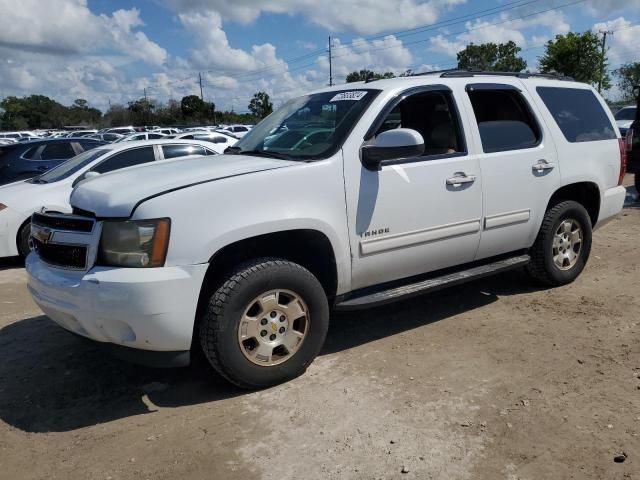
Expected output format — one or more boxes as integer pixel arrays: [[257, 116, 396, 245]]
[[344, 86, 483, 290]]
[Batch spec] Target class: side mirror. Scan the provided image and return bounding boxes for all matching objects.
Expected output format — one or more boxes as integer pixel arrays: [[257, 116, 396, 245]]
[[361, 128, 425, 170], [72, 170, 100, 188]]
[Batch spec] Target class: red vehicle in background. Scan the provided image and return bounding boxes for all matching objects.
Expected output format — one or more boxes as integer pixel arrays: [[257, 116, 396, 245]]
[[625, 86, 640, 193]]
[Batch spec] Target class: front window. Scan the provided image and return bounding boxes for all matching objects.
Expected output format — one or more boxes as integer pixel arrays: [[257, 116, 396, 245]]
[[233, 89, 380, 160], [32, 148, 109, 183]]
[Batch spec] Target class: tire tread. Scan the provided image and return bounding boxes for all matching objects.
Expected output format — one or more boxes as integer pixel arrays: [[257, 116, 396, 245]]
[[199, 257, 321, 389]]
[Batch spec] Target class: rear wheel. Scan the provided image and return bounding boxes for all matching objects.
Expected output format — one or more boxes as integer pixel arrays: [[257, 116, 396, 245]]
[[527, 201, 592, 286], [199, 258, 329, 389], [17, 221, 31, 258]]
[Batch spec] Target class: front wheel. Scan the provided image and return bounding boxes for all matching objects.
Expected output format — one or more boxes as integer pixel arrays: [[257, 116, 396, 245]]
[[527, 201, 592, 286], [17, 222, 31, 258], [634, 173, 640, 195], [199, 258, 329, 389]]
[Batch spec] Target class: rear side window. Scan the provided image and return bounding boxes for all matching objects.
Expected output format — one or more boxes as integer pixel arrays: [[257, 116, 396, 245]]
[[22, 146, 40, 160], [162, 144, 207, 159], [468, 87, 541, 153], [93, 146, 155, 174], [40, 142, 76, 160], [536, 87, 616, 142]]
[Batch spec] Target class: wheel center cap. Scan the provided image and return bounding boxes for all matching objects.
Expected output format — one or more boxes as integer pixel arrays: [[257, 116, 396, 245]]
[[270, 322, 278, 333]]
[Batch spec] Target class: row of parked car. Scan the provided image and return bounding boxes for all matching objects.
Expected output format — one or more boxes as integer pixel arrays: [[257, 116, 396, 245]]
[[0, 125, 251, 185], [0, 131, 243, 258], [0, 124, 253, 145]]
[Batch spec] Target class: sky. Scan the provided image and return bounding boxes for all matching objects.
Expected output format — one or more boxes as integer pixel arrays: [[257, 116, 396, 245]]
[[0, 0, 638, 113]]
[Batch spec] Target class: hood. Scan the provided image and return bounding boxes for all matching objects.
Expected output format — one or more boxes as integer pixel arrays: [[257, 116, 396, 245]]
[[70, 154, 297, 218]]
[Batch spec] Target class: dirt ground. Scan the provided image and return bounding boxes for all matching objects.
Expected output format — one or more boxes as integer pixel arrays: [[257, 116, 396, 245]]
[[0, 182, 639, 480]]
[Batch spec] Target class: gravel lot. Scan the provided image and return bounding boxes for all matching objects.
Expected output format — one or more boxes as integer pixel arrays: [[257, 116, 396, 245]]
[[0, 182, 638, 480]]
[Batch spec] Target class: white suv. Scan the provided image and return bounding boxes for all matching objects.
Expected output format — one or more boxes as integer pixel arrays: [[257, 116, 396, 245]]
[[26, 72, 627, 388]]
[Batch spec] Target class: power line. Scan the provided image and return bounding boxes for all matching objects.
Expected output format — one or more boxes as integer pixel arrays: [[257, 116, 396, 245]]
[[331, 0, 587, 62], [138, 0, 545, 92]]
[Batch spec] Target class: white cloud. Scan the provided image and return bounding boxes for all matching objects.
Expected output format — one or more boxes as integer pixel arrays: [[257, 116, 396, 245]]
[[429, 9, 570, 59], [165, 0, 467, 35], [593, 17, 640, 69], [0, 0, 167, 65]]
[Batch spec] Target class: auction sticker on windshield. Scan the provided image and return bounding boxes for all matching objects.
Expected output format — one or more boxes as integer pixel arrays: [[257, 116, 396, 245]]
[[330, 91, 368, 102]]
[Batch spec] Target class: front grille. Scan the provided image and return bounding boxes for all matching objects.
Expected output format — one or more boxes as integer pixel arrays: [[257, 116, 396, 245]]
[[32, 212, 94, 233], [32, 238, 87, 270]]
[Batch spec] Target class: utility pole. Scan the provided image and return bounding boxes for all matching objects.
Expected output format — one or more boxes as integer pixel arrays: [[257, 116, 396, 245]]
[[328, 36, 333, 87], [598, 30, 613, 94], [199, 72, 204, 101], [143, 88, 148, 125]]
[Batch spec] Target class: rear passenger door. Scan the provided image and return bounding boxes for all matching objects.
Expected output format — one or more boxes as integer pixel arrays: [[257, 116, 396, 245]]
[[463, 83, 561, 260]]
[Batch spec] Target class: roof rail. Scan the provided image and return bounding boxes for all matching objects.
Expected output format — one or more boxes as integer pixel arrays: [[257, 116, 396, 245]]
[[406, 68, 460, 78], [437, 69, 574, 81]]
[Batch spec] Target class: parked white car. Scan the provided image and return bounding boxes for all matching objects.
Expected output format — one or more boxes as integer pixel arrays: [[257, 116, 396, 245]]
[[152, 128, 181, 135], [0, 139, 219, 258], [114, 132, 167, 142], [26, 72, 626, 388], [105, 126, 136, 135], [166, 131, 238, 153], [217, 124, 251, 138]]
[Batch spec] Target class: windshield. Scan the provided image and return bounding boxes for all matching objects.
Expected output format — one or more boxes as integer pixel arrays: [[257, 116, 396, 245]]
[[233, 89, 380, 160], [615, 107, 636, 121], [34, 148, 109, 183]]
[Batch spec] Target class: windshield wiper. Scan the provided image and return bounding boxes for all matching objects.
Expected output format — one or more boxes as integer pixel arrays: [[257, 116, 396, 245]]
[[30, 177, 48, 184], [239, 149, 292, 160]]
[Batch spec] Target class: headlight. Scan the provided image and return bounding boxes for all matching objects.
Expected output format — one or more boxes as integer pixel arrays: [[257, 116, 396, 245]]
[[98, 218, 170, 268]]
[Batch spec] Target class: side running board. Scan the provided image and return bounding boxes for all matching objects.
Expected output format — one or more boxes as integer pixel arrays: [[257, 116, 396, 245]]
[[335, 254, 530, 311]]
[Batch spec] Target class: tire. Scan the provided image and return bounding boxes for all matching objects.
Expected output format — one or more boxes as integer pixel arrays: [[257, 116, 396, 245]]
[[634, 173, 640, 194], [527, 200, 592, 286], [199, 258, 329, 389], [17, 221, 31, 258]]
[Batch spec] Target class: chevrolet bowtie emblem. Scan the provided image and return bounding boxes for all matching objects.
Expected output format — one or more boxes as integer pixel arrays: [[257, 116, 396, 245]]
[[31, 225, 53, 244]]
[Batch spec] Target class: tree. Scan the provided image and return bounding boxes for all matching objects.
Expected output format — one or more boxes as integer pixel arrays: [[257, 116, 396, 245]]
[[457, 41, 527, 72], [127, 97, 156, 125], [181, 95, 205, 117], [539, 31, 610, 89], [614, 62, 640, 101], [248, 91, 273, 118], [72, 99, 89, 110], [346, 69, 395, 83]]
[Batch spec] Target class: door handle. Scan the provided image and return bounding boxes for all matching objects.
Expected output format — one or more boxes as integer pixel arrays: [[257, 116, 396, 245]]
[[36, 166, 48, 171], [532, 160, 555, 172], [446, 173, 476, 186]]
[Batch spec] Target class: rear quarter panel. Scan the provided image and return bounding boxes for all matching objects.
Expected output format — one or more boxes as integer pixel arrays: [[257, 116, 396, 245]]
[[522, 80, 621, 220]]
